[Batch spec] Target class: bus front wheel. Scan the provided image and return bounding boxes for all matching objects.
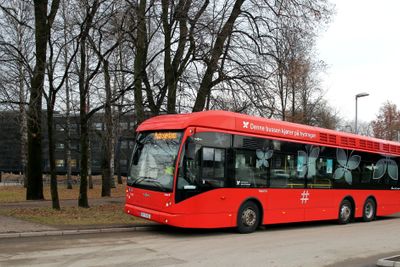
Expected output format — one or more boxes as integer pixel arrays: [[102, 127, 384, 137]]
[[362, 198, 376, 222], [237, 201, 260, 234]]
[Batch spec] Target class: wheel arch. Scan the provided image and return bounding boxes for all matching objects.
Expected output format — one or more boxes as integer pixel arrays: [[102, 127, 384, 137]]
[[364, 195, 377, 204]]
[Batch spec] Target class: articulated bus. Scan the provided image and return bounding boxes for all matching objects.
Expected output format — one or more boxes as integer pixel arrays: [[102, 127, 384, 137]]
[[125, 111, 400, 233]]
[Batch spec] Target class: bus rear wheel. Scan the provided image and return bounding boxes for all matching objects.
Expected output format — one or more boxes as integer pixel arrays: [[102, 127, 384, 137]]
[[237, 201, 260, 234], [362, 198, 376, 222], [338, 199, 352, 224]]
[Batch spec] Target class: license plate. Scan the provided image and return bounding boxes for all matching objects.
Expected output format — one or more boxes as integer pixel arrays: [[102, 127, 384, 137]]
[[140, 212, 151, 219]]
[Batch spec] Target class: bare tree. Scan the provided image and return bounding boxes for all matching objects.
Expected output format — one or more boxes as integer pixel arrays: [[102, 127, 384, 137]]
[[161, 0, 209, 114], [130, 0, 145, 124], [61, 0, 73, 189], [77, 0, 100, 208], [26, 0, 60, 200], [192, 0, 245, 112], [88, 6, 125, 196], [44, 1, 79, 209], [0, 0, 34, 186]]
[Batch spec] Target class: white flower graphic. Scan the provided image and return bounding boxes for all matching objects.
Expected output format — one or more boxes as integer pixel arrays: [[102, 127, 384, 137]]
[[297, 145, 320, 178], [256, 149, 273, 168], [333, 148, 361, 184], [373, 156, 398, 181]]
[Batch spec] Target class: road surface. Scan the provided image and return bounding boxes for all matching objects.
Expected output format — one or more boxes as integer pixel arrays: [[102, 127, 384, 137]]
[[1, 215, 400, 266]]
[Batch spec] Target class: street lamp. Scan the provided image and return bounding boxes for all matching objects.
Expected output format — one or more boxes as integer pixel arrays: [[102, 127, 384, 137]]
[[355, 92, 369, 134]]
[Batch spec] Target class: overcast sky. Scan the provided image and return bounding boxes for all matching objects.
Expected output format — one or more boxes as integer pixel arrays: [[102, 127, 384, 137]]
[[317, 0, 400, 124]]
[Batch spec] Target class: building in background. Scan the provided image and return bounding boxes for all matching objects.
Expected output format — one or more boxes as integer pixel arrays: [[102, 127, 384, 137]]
[[0, 111, 136, 176]]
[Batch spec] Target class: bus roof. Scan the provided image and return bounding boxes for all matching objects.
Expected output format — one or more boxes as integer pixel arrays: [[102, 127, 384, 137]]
[[137, 110, 400, 155]]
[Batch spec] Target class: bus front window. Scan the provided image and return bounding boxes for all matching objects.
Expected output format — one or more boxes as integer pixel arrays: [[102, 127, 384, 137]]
[[128, 131, 182, 192]]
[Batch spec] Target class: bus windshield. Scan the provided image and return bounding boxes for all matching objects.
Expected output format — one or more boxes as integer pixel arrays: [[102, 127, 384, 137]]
[[128, 131, 182, 192]]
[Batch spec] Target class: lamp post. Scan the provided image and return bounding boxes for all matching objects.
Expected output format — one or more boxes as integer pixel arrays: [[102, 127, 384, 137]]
[[355, 92, 369, 134]]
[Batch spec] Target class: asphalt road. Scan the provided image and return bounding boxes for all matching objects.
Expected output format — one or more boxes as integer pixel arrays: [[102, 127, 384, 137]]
[[1, 215, 400, 267]]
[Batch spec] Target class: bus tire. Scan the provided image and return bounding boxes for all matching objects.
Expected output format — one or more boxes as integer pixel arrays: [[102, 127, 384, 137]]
[[237, 201, 260, 234], [362, 198, 376, 222], [338, 199, 352, 224]]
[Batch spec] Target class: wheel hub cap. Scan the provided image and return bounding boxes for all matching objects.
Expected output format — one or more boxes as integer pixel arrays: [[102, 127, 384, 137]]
[[341, 205, 351, 221], [242, 208, 256, 226], [365, 203, 373, 218]]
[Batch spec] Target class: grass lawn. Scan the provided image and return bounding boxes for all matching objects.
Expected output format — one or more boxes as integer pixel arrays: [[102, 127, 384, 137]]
[[0, 176, 126, 203], [0, 175, 149, 226]]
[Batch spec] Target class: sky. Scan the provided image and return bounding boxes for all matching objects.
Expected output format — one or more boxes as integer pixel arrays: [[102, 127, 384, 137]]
[[316, 0, 400, 124]]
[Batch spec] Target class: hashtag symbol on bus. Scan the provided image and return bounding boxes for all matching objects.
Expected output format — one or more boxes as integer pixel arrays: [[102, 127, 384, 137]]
[[300, 190, 310, 204]]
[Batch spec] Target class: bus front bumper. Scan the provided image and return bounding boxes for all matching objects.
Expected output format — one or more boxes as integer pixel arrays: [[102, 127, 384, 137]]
[[125, 203, 177, 225], [125, 203, 235, 228]]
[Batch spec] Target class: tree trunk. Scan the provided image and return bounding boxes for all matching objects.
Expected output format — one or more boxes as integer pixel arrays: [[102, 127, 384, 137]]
[[279, 60, 286, 121], [77, 0, 100, 207], [27, 0, 60, 200], [101, 60, 112, 197], [65, 83, 73, 190], [162, 0, 191, 114], [161, 0, 174, 114], [78, 33, 89, 208], [62, 0, 72, 189], [47, 105, 60, 210], [87, 97, 93, 190], [26, 0, 49, 200], [88, 133, 93, 189], [19, 58, 28, 189], [16, 15, 29, 188], [110, 73, 116, 188], [79, 109, 89, 208], [116, 47, 124, 185], [133, 0, 147, 124], [116, 138, 122, 184]]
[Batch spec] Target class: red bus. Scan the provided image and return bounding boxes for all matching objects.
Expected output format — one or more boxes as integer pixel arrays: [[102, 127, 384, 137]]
[[125, 111, 400, 233]]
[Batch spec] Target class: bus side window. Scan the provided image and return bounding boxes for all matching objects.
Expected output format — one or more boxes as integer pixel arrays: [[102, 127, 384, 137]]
[[234, 149, 267, 188], [201, 147, 226, 187]]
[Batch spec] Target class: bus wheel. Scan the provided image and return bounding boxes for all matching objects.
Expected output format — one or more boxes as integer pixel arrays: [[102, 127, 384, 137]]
[[362, 198, 376, 222], [338, 199, 352, 224], [237, 201, 260, 234]]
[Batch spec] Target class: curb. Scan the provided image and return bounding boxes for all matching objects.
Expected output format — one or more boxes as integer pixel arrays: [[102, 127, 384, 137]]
[[377, 255, 400, 267], [0, 225, 156, 239]]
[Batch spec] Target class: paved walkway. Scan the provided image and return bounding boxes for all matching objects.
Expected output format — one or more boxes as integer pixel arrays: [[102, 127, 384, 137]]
[[0, 215, 56, 234]]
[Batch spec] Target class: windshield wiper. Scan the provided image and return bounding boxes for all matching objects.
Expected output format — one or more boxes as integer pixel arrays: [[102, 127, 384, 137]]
[[131, 176, 152, 185], [131, 176, 168, 192]]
